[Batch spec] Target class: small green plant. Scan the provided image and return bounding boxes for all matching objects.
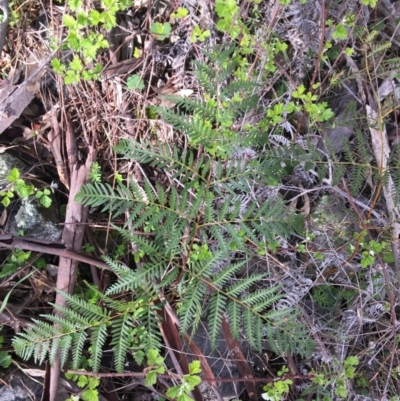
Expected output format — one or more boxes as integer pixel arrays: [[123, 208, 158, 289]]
[[0, 249, 31, 278], [156, 44, 262, 158], [215, 0, 243, 39], [52, 0, 131, 84], [144, 348, 165, 386], [360, 239, 393, 267], [0, 168, 52, 208], [334, 356, 359, 398], [262, 84, 334, 131], [110, 244, 126, 260], [190, 25, 211, 43], [5, 1, 20, 27], [126, 74, 145, 90], [89, 162, 102, 183], [166, 360, 202, 401], [188, 244, 212, 263], [262, 366, 292, 401], [35, 188, 52, 208], [170, 6, 189, 35], [349, 231, 394, 267], [332, 24, 349, 41], [290, 84, 334, 123], [361, 0, 377, 6], [0, 335, 12, 368], [1, 168, 34, 207], [82, 243, 96, 253], [150, 22, 172, 40], [301, 356, 359, 399], [65, 373, 100, 401], [261, 37, 288, 73], [170, 7, 189, 20]]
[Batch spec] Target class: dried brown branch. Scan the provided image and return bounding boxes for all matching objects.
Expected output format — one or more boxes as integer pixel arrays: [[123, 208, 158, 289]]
[[49, 116, 96, 401]]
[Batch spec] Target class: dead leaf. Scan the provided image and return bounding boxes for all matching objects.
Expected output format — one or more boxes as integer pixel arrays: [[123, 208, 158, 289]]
[[0, 208, 7, 226]]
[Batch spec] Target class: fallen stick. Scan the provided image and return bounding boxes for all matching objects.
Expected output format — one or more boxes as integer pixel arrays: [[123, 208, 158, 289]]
[[0, 234, 110, 270], [48, 117, 96, 401]]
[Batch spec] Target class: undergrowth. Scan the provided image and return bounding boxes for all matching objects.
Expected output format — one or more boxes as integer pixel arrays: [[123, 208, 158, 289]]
[[5, 0, 400, 399]]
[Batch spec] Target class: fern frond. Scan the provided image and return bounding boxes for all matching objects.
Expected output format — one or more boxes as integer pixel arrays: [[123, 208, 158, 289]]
[[212, 260, 248, 289], [390, 146, 400, 204], [208, 292, 227, 351], [139, 305, 163, 350], [71, 331, 88, 369], [46, 307, 93, 329], [101, 256, 131, 277], [158, 95, 218, 123], [110, 314, 134, 373], [242, 288, 283, 312], [54, 291, 109, 322], [115, 140, 207, 184], [14, 43, 322, 374], [332, 163, 346, 186], [179, 280, 208, 334], [349, 164, 367, 196], [227, 301, 241, 339], [75, 182, 115, 207], [226, 274, 267, 297], [90, 324, 108, 372], [156, 108, 214, 144], [115, 230, 163, 258], [13, 319, 64, 363], [244, 309, 262, 351], [60, 335, 73, 367], [49, 337, 60, 365]]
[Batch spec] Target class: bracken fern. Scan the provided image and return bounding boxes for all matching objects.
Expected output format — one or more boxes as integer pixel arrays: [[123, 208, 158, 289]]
[[13, 44, 322, 373]]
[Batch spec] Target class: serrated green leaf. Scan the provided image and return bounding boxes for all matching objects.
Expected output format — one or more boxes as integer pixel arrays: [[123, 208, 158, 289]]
[[185, 374, 202, 388], [0, 351, 12, 368], [77, 375, 88, 388], [63, 14, 76, 28], [81, 389, 98, 401], [332, 24, 348, 40], [126, 74, 145, 90], [70, 56, 83, 71], [166, 386, 180, 399], [145, 371, 157, 386], [188, 360, 201, 375], [2, 196, 10, 207], [7, 168, 20, 182], [67, 0, 82, 10]]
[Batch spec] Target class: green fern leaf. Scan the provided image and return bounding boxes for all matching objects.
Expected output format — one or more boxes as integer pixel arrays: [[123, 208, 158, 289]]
[[180, 279, 207, 335], [208, 292, 227, 351], [226, 274, 267, 297], [90, 324, 108, 372], [244, 309, 262, 351], [71, 331, 88, 369], [110, 314, 134, 373], [212, 260, 247, 289], [227, 301, 241, 339]]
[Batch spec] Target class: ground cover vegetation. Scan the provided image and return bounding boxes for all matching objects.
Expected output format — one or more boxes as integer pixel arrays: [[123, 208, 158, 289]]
[[1, 0, 400, 400]]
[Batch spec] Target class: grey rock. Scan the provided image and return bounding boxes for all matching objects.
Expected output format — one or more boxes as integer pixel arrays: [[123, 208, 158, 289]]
[[0, 0, 9, 57], [318, 80, 358, 154], [0, 372, 42, 401], [11, 197, 62, 241], [318, 124, 354, 154], [0, 153, 26, 181], [0, 152, 62, 241]]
